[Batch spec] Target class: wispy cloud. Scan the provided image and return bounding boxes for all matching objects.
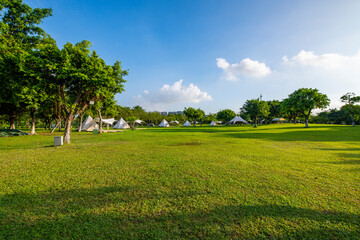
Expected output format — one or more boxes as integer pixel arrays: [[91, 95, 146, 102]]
[[216, 57, 271, 81], [283, 50, 360, 70]]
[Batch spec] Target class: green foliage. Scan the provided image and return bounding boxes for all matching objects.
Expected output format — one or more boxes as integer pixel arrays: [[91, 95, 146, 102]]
[[183, 107, 204, 126], [0, 0, 52, 127], [287, 88, 330, 128], [340, 92, 360, 126], [216, 109, 236, 123], [241, 99, 269, 127], [266, 100, 281, 120], [56, 40, 128, 143]]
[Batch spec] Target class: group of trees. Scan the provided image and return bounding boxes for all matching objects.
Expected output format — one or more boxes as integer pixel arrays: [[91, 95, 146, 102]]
[[0, 1, 127, 143]]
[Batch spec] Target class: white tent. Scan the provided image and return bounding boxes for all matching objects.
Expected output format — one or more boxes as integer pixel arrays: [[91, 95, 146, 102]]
[[183, 120, 191, 127], [227, 116, 248, 125], [209, 121, 216, 126], [80, 115, 99, 131], [102, 118, 116, 125], [158, 119, 169, 127], [170, 120, 179, 124], [113, 118, 130, 129], [135, 119, 144, 124], [272, 117, 286, 122]]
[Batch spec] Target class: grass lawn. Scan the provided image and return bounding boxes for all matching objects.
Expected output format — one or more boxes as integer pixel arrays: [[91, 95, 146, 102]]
[[0, 124, 359, 239]]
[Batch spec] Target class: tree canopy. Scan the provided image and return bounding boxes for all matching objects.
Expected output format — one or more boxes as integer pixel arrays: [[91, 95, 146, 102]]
[[183, 107, 204, 126], [216, 109, 236, 123], [241, 99, 269, 127], [287, 88, 330, 128]]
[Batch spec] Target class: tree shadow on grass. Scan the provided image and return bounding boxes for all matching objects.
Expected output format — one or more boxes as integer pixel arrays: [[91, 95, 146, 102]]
[[1, 186, 359, 239]]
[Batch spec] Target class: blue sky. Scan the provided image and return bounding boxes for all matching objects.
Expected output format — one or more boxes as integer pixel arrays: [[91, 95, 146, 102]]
[[26, 0, 360, 114]]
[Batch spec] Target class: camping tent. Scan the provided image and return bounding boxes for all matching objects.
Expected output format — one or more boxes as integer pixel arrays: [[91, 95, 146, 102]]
[[209, 121, 216, 126], [135, 119, 144, 125], [170, 120, 179, 124], [272, 117, 286, 123], [113, 118, 130, 129], [158, 119, 169, 127], [102, 118, 116, 125], [80, 115, 99, 131], [183, 120, 191, 127], [227, 116, 248, 125]]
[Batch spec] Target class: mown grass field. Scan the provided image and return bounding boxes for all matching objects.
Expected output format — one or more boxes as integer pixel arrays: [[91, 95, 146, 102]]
[[0, 124, 359, 239]]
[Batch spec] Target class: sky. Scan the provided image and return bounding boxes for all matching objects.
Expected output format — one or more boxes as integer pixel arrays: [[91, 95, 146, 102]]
[[26, 0, 360, 114]]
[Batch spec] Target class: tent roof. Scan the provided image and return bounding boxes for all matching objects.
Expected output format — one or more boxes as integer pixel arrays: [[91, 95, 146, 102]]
[[227, 116, 248, 124], [183, 120, 191, 126], [272, 118, 286, 121], [81, 115, 99, 131], [113, 118, 130, 129], [158, 119, 169, 127], [209, 121, 216, 126], [102, 118, 116, 125]]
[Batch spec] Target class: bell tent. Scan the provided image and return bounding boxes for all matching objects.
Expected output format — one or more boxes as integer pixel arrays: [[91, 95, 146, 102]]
[[80, 115, 99, 131], [158, 119, 169, 127], [209, 121, 217, 126], [183, 120, 191, 127], [113, 118, 130, 129]]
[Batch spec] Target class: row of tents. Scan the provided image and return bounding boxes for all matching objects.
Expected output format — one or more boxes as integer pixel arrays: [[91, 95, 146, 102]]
[[79, 115, 250, 131]]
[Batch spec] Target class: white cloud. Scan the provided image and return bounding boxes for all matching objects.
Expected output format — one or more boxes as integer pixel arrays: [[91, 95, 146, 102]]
[[134, 79, 212, 110], [283, 50, 360, 70], [216, 57, 272, 81]]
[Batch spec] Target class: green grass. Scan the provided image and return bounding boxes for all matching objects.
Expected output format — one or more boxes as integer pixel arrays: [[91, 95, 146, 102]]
[[0, 124, 359, 239]]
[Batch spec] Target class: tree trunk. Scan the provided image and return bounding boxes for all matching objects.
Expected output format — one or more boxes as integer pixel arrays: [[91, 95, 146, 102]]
[[64, 114, 73, 144], [78, 113, 84, 132], [50, 118, 61, 133], [98, 109, 103, 133], [106, 123, 109, 130], [30, 108, 36, 135], [305, 116, 309, 128], [254, 117, 257, 127], [9, 115, 16, 129], [351, 115, 355, 127]]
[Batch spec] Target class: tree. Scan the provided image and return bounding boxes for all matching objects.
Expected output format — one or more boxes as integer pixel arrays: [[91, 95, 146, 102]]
[[216, 109, 236, 123], [340, 92, 360, 127], [56, 41, 127, 143], [286, 88, 330, 128], [241, 99, 269, 127], [266, 100, 281, 121], [0, 0, 52, 130], [126, 116, 138, 130], [281, 97, 299, 124], [183, 107, 204, 126]]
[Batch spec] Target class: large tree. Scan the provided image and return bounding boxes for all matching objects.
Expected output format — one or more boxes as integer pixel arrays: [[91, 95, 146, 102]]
[[241, 99, 269, 127], [56, 40, 127, 143], [183, 107, 204, 126], [281, 97, 300, 124], [267, 100, 281, 121], [0, 0, 52, 130], [340, 92, 360, 127], [287, 88, 330, 128], [216, 109, 236, 123]]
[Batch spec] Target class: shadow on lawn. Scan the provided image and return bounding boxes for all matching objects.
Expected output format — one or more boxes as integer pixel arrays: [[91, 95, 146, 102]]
[[1, 186, 359, 239]]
